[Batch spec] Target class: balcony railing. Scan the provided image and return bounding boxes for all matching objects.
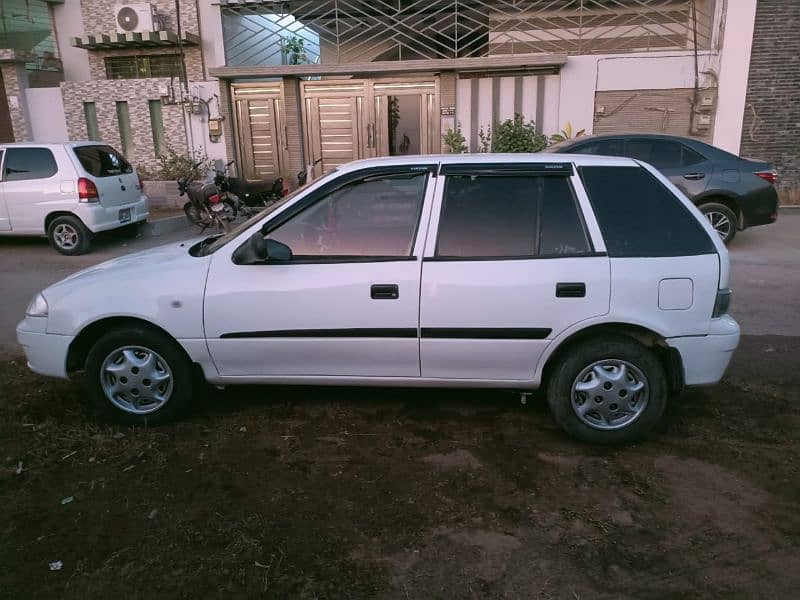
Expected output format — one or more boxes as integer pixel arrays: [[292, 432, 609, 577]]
[[219, 0, 718, 67]]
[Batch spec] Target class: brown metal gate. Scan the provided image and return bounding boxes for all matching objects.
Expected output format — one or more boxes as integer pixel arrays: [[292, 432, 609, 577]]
[[232, 83, 286, 181], [301, 78, 439, 176]]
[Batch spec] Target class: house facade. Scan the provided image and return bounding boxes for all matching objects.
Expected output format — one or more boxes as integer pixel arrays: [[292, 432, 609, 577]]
[[2, 0, 793, 198]]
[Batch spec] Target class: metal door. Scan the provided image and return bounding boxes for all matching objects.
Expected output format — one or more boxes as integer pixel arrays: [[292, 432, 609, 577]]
[[302, 79, 439, 176], [232, 84, 286, 181]]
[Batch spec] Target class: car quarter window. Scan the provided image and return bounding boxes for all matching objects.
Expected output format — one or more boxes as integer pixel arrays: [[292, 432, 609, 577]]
[[3, 147, 58, 182], [435, 174, 591, 258], [267, 172, 427, 257], [580, 166, 715, 257]]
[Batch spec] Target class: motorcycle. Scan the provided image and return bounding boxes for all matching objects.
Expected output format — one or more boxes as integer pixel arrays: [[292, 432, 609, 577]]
[[179, 165, 230, 233], [214, 161, 285, 218]]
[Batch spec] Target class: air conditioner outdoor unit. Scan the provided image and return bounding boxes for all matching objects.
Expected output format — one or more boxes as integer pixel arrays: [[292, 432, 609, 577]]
[[115, 4, 160, 34]]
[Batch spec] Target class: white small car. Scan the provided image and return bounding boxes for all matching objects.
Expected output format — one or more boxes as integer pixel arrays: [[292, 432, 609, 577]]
[[16, 154, 740, 443], [0, 142, 148, 254]]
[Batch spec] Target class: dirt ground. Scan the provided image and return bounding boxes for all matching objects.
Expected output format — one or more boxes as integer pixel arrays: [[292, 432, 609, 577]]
[[1, 334, 798, 599]]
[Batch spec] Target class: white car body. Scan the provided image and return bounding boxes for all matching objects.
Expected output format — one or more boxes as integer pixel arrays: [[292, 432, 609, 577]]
[[0, 142, 148, 237], [17, 154, 739, 401]]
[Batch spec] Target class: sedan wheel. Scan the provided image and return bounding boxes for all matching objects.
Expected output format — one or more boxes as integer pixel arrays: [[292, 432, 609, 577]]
[[699, 203, 737, 244], [100, 346, 174, 415]]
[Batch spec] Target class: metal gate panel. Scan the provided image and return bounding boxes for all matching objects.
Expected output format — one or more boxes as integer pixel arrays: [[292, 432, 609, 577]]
[[232, 84, 285, 181]]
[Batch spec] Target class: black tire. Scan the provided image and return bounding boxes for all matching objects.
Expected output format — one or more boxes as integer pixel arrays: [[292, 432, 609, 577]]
[[85, 326, 195, 426], [546, 336, 668, 444], [47, 215, 91, 256], [698, 202, 737, 244]]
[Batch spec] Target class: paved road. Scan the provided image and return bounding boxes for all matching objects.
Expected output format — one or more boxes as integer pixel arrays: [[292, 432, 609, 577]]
[[0, 210, 798, 353]]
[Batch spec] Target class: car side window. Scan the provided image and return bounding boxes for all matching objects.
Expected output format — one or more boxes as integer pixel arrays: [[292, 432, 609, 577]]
[[435, 175, 590, 258], [572, 139, 624, 156], [580, 166, 715, 257], [626, 140, 683, 169], [3, 148, 58, 182], [681, 145, 706, 167], [268, 172, 427, 257]]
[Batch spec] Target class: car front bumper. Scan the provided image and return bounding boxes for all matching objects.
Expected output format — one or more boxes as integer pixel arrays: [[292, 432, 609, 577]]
[[79, 195, 149, 234], [667, 315, 740, 386], [16, 319, 72, 379]]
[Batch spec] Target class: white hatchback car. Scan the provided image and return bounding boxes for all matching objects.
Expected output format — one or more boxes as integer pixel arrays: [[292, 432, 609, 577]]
[[0, 142, 148, 255], [17, 154, 740, 443]]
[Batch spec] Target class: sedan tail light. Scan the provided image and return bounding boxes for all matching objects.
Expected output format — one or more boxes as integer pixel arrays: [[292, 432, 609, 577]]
[[712, 288, 732, 318], [754, 170, 778, 185], [77, 177, 99, 203]]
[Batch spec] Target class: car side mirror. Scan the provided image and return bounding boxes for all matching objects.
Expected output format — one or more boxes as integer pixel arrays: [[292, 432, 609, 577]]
[[232, 232, 293, 265]]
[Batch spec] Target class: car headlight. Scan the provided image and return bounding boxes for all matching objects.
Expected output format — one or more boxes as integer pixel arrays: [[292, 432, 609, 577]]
[[26, 293, 49, 317]]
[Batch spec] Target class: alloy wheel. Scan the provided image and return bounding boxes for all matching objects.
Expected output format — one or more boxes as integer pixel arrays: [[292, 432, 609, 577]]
[[100, 346, 174, 415], [571, 359, 649, 430], [705, 211, 732, 240], [53, 223, 79, 250]]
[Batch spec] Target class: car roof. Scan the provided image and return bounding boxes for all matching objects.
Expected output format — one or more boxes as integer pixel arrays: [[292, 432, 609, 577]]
[[336, 152, 638, 173]]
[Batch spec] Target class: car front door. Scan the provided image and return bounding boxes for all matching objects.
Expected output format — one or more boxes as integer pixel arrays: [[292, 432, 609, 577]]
[[625, 138, 712, 199], [419, 163, 610, 381], [203, 165, 435, 378]]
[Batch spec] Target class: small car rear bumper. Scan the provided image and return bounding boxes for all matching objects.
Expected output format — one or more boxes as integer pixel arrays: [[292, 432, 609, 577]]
[[16, 320, 72, 379], [667, 315, 740, 386], [79, 194, 149, 233]]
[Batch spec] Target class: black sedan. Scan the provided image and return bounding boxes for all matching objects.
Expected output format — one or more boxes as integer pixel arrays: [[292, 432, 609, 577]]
[[548, 133, 779, 243]]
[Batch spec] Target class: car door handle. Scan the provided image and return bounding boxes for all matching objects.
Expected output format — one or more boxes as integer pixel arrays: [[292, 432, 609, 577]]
[[371, 284, 399, 299], [556, 282, 586, 298], [683, 172, 706, 180]]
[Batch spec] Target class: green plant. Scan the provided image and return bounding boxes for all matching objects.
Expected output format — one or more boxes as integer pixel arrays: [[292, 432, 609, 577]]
[[478, 125, 491, 153], [549, 121, 586, 144], [282, 36, 307, 65], [153, 146, 212, 181], [491, 114, 548, 153], [442, 124, 467, 153]]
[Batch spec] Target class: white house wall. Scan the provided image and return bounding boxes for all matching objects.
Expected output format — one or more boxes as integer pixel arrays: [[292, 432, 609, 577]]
[[26, 88, 68, 142]]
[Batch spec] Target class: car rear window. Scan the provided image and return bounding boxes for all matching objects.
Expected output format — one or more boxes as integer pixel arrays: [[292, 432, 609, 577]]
[[73, 145, 133, 177], [579, 166, 715, 257]]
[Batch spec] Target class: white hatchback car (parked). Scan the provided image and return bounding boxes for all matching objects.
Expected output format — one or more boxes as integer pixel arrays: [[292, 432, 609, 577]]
[[0, 142, 148, 255], [17, 154, 740, 443]]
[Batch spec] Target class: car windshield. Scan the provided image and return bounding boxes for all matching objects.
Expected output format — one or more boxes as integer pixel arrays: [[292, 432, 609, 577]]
[[193, 173, 335, 257]]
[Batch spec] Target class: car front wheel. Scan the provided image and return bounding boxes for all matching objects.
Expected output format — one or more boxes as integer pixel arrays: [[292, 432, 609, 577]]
[[85, 326, 194, 425], [699, 202, 737, 244], [547, 336, 668, 444]]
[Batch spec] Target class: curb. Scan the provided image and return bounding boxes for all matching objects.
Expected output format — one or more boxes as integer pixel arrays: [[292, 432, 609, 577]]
[[140, 215, 191, 237]]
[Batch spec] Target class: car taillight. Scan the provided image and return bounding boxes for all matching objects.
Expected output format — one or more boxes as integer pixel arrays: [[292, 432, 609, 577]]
[[712, 288, 732, 318], [77, 177, 99, 203], [209, 193, 221, 204], [754, 170, 777, 185]]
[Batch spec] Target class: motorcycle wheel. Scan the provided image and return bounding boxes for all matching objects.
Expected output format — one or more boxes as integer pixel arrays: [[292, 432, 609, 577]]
[[183, 201, 200, 225]]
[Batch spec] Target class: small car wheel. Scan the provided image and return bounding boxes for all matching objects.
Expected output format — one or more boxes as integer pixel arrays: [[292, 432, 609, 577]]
[[47, 215, 91, 255], [699, 202, 737, 244], [85, 327, 194, 425], [546, 336, 668, 444]]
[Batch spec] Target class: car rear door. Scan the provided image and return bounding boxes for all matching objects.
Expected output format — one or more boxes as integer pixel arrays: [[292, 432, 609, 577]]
[[419, 162, 610, 381], [2, 146, 61, 232], [625, 138, 712, 199], [70, 144, 141, 211]]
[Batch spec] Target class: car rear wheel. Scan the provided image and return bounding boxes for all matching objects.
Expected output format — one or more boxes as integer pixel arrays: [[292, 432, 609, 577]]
[[699, 202, 737, 244], [546, 336, 668, 444], [85, 326, 194, 425], [47, 215, 91, 255]]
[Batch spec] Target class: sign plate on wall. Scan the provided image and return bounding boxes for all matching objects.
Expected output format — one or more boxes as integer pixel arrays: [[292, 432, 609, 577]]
[[440, 105, 455, 116]]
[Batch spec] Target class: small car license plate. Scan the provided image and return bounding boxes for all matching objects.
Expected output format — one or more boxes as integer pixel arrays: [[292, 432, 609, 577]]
[[118, 208, 131, 223]]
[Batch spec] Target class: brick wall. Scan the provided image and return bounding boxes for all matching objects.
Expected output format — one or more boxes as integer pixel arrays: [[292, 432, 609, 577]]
[[0, 61, 30, 142], [61, 78, 187, 171], [739, 0, 800, 198]]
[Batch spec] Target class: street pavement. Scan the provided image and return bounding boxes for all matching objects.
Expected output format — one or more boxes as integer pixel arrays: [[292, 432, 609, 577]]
[[0, 210, 798, 354]]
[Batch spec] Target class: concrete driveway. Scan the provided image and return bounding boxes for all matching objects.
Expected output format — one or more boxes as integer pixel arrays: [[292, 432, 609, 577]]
[[0, 210, 798, 353]]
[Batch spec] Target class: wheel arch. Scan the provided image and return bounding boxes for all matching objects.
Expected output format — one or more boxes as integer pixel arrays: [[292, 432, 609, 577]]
[[44, 211, 87, 232], [67, 316, 192, 374], [693, 192, 742, 227], [539, 322, 684, 396]]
